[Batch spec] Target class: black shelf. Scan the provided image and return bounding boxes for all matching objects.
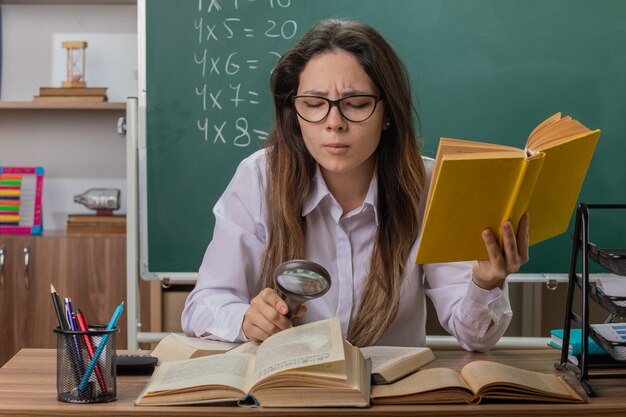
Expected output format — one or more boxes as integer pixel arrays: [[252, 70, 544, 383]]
[[555, 203, 626, 397]]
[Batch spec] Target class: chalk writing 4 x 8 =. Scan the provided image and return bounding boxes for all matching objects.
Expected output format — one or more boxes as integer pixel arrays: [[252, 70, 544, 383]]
[[198, 117, 268, 146]]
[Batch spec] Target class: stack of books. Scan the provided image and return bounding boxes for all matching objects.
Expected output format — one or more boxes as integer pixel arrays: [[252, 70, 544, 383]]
[[33, 87, 108, 102], [66, 214, 125, 236]]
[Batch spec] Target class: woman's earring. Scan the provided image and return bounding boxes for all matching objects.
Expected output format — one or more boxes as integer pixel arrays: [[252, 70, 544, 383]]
[[383, 120, 391, 130]]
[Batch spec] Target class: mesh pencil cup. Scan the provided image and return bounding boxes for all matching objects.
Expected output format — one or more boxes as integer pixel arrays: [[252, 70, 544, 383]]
[[54, 325, 118, 403]]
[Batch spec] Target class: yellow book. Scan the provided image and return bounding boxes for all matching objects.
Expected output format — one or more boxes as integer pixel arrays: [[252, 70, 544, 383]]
[[415, 113, 600, 264], [135, 317, 370, 407], [371, 360, 585, 405]]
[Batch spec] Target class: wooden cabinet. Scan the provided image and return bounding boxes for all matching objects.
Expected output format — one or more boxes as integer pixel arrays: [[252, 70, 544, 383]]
[[0, 234, 130, 367]]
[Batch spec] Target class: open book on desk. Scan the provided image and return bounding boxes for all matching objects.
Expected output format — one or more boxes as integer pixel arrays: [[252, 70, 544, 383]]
[[149, 330, 435, 384], [415, 113, 600, 264], [135, 317, 370, 407], [371, 360, 585, 405]]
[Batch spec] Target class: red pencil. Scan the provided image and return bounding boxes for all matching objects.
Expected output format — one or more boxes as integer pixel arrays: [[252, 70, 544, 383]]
[[75, 309, 108, 396]]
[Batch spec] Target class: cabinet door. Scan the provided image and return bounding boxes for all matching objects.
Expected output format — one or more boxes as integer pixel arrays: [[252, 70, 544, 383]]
[[64, 235, 128, 348], [0, 237, 20, 366], [14, 235, 67, 350]]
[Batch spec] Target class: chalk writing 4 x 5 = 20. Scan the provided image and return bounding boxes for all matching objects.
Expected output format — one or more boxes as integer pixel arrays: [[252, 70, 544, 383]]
[[195, 17, 297, 42]]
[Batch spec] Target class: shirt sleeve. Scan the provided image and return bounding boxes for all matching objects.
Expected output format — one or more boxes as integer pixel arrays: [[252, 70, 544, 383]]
[[422, 261, 512, 351], [181, 154, 268, 342]]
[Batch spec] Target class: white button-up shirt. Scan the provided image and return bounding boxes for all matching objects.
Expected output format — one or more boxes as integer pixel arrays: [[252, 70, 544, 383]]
[[182, 149, 512, 350]]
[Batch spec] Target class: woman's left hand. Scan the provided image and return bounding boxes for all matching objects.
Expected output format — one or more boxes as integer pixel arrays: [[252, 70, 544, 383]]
[[472, 213, 530, 290]]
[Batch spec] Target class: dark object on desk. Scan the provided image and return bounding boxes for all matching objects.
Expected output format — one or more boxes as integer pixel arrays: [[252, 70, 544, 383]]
[[116, 355, 157, 375], [589, 243, 626, 275], [556, 203, 626, 397]]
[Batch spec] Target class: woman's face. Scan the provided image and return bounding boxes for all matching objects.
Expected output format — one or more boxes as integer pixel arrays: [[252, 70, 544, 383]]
[[295, 50, 385, 183]]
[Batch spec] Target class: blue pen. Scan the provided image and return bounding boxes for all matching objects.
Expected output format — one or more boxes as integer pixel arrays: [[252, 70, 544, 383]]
[[78, 301, 124, 392]]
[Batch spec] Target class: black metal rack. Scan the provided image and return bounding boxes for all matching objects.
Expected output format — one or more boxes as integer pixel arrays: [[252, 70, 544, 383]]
[[556, 203, 626, 396]]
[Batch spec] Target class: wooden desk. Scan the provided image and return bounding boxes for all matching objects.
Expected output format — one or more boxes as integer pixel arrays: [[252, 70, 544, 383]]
[[0, 348, 625, 416]]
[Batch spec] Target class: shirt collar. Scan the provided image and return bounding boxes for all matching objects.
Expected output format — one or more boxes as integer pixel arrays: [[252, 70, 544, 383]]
[[302, 165, 380, 226]]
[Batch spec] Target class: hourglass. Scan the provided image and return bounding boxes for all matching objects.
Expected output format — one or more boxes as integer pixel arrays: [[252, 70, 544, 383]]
[[61, 41, 87, 88]]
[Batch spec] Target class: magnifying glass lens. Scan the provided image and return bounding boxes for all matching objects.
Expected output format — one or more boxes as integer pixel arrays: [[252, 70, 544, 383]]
[[273, 260, 332, 318], [277, 269, 328, 295]]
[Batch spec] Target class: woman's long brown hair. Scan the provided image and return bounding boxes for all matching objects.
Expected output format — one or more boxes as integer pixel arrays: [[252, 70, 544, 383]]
[[261, 19, 425, 346]]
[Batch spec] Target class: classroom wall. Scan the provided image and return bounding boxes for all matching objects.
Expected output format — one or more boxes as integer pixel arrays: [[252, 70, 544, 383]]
[[0, 4, 137, 230]]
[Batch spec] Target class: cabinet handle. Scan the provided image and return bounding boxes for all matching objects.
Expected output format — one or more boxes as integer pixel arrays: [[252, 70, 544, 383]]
[[23, 245, 30, 289], [0, 245, 5, 289]]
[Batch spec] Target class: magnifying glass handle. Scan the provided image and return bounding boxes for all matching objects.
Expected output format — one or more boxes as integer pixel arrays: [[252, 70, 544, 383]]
[[284, 297, 303, 320]]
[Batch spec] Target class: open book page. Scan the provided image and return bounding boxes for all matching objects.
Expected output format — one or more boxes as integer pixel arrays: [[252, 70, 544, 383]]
[[371, 367, 472, 403], [526, 112, 562, 147], [151, 333, 240, 363], [227, 340, 261, 356], [526, 114, 591, 150], [249, 342, 370, 407], [141, 353, 253, 396], [171, 334, 240, 351], [246, 317, 345, 390], [360, 346, 435, 383], [460, 360, 582, 401]]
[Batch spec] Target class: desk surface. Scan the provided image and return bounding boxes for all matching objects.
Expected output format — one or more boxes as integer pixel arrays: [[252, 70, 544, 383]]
[[0, 348, 625, 416]]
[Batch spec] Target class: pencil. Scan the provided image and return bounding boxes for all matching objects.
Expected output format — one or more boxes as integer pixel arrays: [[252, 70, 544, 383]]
[[50, 284, 70, 330]]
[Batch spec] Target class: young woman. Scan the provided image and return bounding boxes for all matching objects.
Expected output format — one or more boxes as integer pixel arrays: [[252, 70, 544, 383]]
[[182, 19, 529, 350]]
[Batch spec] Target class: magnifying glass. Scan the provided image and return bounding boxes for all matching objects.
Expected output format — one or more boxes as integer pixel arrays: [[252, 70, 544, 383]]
[[273, 260, 332, 319]]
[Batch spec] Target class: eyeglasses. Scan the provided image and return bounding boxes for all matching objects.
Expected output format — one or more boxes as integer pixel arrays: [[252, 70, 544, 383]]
[[293, 94, 383, 123]]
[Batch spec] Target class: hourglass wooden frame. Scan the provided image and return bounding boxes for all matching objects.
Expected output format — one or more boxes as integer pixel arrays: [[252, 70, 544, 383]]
[[61, 41, 87, 88]]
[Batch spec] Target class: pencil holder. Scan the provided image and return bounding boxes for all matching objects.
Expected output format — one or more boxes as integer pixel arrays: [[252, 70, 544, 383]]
[[54, 325, 119, 403]]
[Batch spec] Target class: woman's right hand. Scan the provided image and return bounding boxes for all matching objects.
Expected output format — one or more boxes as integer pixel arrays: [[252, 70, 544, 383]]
[[242, 288, 307, 342]]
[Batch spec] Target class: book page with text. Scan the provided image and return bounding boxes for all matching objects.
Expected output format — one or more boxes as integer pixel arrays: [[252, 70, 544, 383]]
[[247, 317, 345, 389], [143, 353, 253, 395], [460, 360, 576, 398], [227, 340, 261, 356], [360, 346, 432, 374], [371, 367, 471, 399]]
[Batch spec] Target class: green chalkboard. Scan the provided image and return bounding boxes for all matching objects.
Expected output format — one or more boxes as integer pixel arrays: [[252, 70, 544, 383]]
[[144, 0, 626, 275]]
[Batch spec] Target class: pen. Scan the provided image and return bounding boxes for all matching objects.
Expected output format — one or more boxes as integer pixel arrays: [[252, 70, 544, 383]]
[[76, 309, 108, 395], [78, 301, 124, 392], [64, 298, 86, 374]]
